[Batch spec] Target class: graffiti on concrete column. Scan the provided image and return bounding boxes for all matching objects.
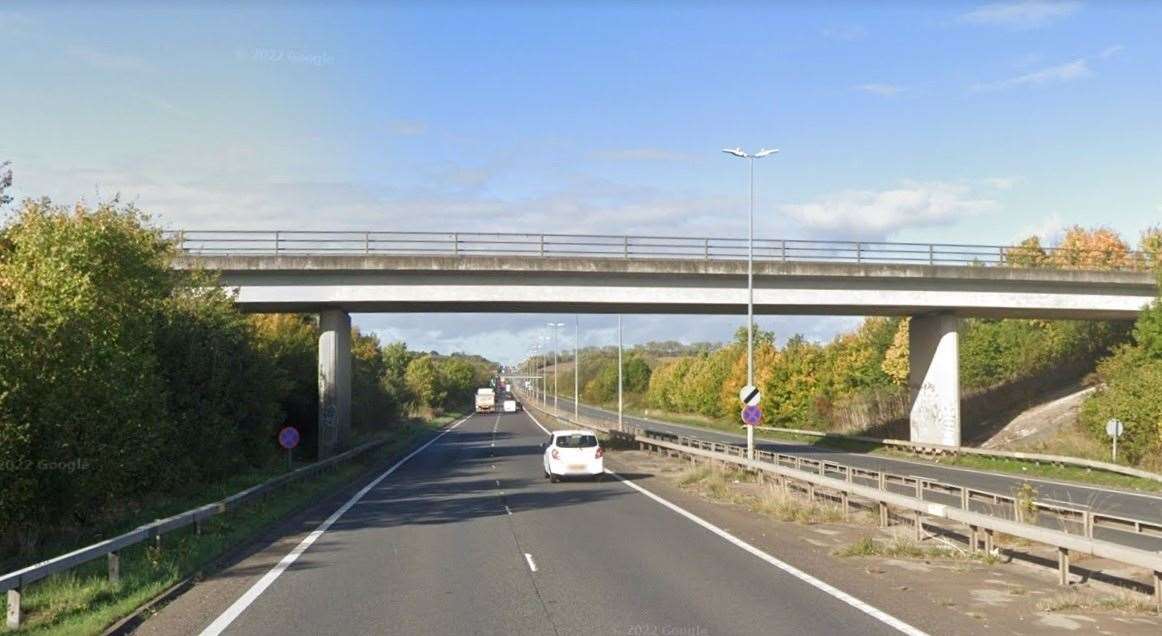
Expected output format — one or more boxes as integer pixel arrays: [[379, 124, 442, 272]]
[[911, 381, 956, 443]]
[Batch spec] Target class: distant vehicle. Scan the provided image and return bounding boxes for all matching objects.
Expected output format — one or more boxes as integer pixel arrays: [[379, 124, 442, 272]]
[[503, 398, 520, 413], [542, 430, 603, 482], [475, 388, 496, 413]]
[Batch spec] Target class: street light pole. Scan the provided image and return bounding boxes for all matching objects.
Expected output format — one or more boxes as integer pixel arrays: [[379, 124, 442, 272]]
[[548, 322, 564, 416], [617, 313, 624, 432], [723, 146, 778, 460], [574, 315, 580, 423]]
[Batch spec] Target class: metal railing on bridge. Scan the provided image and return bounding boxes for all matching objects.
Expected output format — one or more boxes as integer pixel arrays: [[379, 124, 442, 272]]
[[167, 230, 1154, 271]]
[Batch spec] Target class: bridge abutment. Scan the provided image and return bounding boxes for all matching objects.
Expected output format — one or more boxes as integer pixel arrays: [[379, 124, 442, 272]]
[[318, 308, 352, 458], [908, 313, 960, 446]]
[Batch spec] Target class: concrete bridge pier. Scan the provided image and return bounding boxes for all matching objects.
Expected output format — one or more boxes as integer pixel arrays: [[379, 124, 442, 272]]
[[908, 313, 961, 446], [318, 308, 352, 458]]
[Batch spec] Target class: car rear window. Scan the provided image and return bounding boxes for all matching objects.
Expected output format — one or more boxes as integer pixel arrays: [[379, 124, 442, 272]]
[[555, 434, 597, 448]]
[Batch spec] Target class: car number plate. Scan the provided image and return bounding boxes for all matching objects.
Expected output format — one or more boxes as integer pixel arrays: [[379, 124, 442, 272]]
[[568, 464, 586, 470]]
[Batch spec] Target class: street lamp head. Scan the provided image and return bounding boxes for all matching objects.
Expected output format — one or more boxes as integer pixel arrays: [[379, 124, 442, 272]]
[[721, 147, 749, 159], [754, 148, 779, 158]]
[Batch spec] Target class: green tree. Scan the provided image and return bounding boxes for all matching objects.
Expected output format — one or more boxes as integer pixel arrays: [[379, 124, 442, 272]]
[[405, 356, 445, 409]]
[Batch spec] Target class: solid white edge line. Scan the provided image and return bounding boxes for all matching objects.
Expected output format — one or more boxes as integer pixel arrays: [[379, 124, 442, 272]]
[[525, 409, 551, 435], [198, 414, 474, 636], [606, 469, 928, 636], [524, 553, 538, 572]]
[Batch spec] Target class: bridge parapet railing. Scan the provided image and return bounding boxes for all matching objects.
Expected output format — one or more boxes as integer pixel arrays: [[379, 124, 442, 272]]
[[167, 230, 1154, 272]]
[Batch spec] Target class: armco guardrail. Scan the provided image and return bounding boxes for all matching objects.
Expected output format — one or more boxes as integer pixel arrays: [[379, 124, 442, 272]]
[[522, 394, 1162, 605], [753, 426, 1162, 486], [167, 229, 1154, 271], [0, 426, 441, 629]]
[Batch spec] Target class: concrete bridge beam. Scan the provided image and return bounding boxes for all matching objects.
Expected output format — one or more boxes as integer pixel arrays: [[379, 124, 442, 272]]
[[318, 308, 352, 458], [908, 313, 961, 446]]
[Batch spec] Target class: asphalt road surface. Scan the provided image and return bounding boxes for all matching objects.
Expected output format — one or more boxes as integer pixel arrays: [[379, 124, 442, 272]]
[[541, 395, 1162, 551], [151, 411, 921, 636]]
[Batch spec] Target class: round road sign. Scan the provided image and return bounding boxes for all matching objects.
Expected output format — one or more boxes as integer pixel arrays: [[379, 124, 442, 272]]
[[741, 404, 762, 426], [278, 426, 301, 450], [1105, 418, 1124, 438], [739, 385, 761, 407]]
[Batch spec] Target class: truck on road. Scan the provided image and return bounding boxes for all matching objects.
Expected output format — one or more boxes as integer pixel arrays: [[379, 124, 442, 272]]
[[475, 388, 496, 413]]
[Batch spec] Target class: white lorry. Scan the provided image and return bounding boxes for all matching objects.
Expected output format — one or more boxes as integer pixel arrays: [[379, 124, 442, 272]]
[[475, 388, 496, 413]]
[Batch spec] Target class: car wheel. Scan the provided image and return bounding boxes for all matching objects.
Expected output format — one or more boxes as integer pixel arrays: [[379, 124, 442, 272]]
[[549, 474, 559, 483]]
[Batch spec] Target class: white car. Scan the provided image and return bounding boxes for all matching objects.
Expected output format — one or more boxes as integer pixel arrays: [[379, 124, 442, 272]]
[[543, 430, 604, 482]]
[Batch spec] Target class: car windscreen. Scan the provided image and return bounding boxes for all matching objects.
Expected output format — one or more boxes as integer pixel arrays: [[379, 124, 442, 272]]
[[555, 434, 597, 448]]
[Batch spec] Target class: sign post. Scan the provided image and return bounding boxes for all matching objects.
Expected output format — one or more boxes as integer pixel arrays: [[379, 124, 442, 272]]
[[1105, 418, 1123, 462], [279, 426, 301, 471], [739, 384, 762, 458]]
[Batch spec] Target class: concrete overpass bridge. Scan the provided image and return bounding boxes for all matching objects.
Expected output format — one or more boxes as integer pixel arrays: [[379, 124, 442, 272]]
[[171, 230, 1157, 455]]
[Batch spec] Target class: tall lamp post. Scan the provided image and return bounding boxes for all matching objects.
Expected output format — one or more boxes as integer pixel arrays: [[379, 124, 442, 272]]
[[722, 146, 778, 460], [617, 314, 624, 432], [574, 316, 580, 423], [548, 322, 565, 416]]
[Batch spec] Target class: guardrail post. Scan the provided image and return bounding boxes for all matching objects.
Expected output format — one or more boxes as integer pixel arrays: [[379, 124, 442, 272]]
[[928, 244, 934, 265], [983, 528, 994, 555], [539, 234, 545, 257], [841, 491, 849, 520], [452, 233, 459, 257], [968, 525, 978, 554], [274, 231, 281, 255], [6, 587, 21, 629], [623, 236, 629, 259], [856, 242, 862, 263], [1057, 547, 1070, 586], [877, 471, 886, 492], [1154, 571, 1161, 609], [704, 238, 710, 260], [108, 551, 121, 584], [177, 229, 186, 251], [879, 502, 889, 527], [364, 232, 370, 254], [960, 487, 970, 511], [1084, 510, 1094, 538], [780, 239, 786, 262]]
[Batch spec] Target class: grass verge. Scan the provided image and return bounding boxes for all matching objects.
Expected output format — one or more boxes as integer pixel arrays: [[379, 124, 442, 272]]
[[834, 535, 1000, 565], [672, 464, 857, 525], [0, 414, 456, 635], [1037, 589, 1160, 615]]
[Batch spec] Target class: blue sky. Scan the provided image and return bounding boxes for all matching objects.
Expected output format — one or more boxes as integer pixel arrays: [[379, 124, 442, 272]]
[[3, 1, 1161, 363]]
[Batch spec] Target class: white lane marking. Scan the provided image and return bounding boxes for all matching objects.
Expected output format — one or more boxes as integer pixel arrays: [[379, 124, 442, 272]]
[[198, 414, 474, 636], [525, 409, 552, 435], [607, 469, 928, 636], [524, 553, 538, 572]]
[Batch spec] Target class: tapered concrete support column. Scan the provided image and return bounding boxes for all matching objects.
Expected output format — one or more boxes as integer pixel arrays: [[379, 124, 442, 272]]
[[318, 308, 352, 458], [908, 314, 961, 446]]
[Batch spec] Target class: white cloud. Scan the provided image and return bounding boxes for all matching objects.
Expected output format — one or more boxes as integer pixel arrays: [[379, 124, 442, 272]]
[[960, 1, 1081, 29], [853, 83, 903, 97], [1099, 44, 1124, 59], [1020, 213, 1065, 244], [983, 176, 1023, 190], [972, 58, 1090, 92], [589, 148, 692, 161], [780, 181, 997, 239]]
